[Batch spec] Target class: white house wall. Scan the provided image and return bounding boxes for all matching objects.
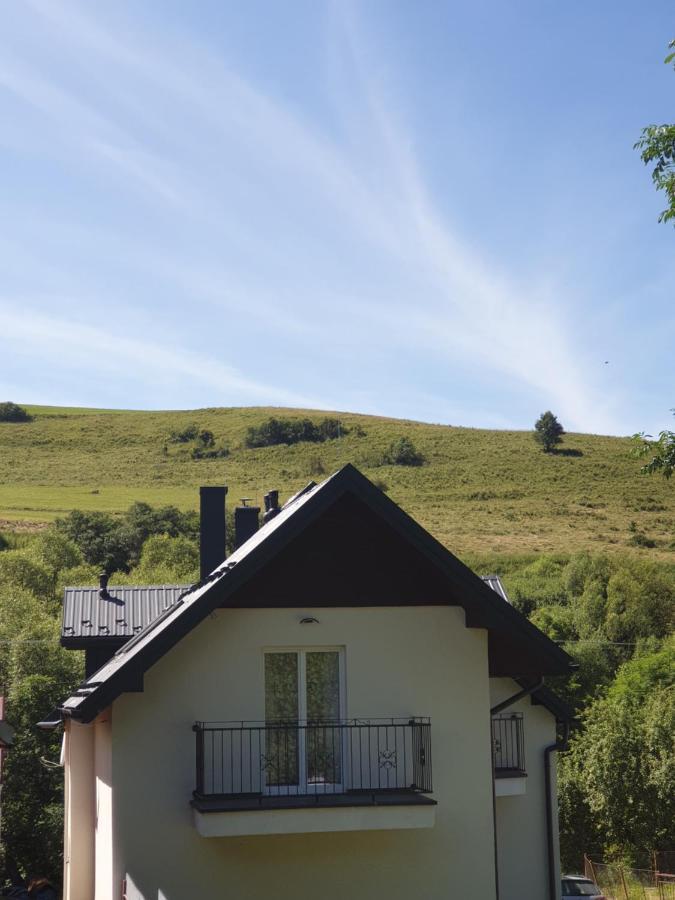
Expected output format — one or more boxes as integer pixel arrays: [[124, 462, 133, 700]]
[[108, 605, 497, 900], [490, 678, 560, 900], [63, 720, 95, 900]]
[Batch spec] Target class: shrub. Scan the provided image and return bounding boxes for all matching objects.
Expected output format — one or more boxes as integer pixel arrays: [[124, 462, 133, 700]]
[[382, 437, 425, 467], [0, 551, 53, 598], [245, 416, 349, 448], [168, 424, 200, 443], [191, 444, 229, 460], [533, 410, 565, 452], [628, 531, 656, 548], [0, 401, 32, 423]]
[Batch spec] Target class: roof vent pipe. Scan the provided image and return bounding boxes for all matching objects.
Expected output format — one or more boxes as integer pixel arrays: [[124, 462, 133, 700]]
[[263, 490, 280, 523], [234, 501, 260, 548], [98, 572, 109, 599], [199, 486, 228, 580]]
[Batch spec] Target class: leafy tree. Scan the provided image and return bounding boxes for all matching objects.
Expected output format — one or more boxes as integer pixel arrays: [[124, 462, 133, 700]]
[[382, 436, 425, 466], [55, 503, 199, 572], [632, 412, 675, 479], [635, 41, 675, 224], [54, 510, 134, 573], [604, 562, 674, 643], [559, 652, 675, 868], [0, 401, 32, 423], [0, 552, 53, 599], [533, 410, 565, 452], [26, 531, 82, 581], [129, 534, 199, 583], [529, 603, 577, 642], [0, 586, 82, 883]]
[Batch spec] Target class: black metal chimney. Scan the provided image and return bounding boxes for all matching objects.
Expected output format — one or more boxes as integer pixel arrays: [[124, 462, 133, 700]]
[[263, 490, 280, 523], [234, 500, 260, 549], [200, 486, 227, 580]]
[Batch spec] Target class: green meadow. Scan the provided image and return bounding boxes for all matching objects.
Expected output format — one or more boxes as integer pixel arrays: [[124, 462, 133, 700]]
[[1, 404, 673, 560]]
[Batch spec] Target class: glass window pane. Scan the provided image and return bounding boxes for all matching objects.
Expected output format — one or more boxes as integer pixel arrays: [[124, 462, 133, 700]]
[[265, 653, 298, 722], [264, 653, 299, 787], [306, 652, 341, 785], [306, 652, 340, 721]]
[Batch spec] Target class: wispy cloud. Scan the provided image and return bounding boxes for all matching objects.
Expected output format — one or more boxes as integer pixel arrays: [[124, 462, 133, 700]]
[[0, 0, 632, 432], [0, 305, 317, 408]]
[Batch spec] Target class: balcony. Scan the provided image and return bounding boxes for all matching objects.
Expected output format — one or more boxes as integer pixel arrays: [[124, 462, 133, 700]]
[[191, 718, 436, 837], [492, 713, 526, 796]]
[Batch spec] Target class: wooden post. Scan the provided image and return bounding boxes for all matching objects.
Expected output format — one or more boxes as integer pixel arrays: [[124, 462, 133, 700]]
[[619, 866, 629, 900]]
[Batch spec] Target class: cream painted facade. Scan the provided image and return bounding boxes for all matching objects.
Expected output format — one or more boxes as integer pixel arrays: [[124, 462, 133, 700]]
[[490, 678, 561, 900], [63, 606, 564, 900], [67, 605, 506, 900]]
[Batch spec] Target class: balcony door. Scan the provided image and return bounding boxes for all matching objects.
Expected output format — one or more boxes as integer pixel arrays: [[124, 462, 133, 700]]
[[264, 649, 344, 795]]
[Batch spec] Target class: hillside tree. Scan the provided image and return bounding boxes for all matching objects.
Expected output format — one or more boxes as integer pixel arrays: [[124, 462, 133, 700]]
[[533, 411, 565, 452]]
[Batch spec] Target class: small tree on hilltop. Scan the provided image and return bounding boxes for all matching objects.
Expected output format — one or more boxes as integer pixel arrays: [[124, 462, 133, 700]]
[[534, 411, 565, 453]]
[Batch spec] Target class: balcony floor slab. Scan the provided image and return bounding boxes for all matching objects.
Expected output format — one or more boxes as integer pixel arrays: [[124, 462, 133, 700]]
[[192, 790, 437, 837]]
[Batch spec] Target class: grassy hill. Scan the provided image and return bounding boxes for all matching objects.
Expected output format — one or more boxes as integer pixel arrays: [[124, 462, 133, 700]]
[[0, 404, 673, 560]]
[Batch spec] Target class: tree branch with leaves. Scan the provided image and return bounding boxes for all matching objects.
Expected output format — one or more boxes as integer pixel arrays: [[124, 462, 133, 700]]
[[635, 40, 675, 224]]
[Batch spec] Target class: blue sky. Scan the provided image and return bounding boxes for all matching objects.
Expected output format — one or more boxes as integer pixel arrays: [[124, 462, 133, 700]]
[[0, 1, 673, 435]]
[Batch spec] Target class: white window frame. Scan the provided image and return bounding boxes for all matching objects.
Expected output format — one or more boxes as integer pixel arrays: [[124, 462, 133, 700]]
[[263, 647, 346, 795]]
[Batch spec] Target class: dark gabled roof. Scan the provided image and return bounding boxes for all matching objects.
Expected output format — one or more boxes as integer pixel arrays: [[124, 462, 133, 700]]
[[61, 584, 190, 646], [480, 576, 573, 723], [58, 464, 575, 723], [518, 680, 574, 722]]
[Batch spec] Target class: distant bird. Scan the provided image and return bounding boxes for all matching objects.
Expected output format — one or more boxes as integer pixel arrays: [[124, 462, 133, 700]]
[[604, 361, 609, 364]]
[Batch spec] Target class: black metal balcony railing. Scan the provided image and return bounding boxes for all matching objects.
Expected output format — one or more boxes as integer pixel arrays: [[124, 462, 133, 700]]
[[193, 718, 432, 799], [491, 713, 525, 774]]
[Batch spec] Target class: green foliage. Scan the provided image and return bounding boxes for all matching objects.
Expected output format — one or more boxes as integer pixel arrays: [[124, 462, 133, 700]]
[[635, 43, 675, 225], [0, 552, 53, 598], [559, 677, 675, 868], [632, 414, 675, 478], [130, 533, 199, 582], [0, 404, 673, 560], [55, 502, 199, 573], [0, 582, 82, 883], [190, 442, 229, 460], [25, 530, 82, 578], [0, 401, 32, 423], [605, 563, 674, 643], [381, 436, 425, 467], [245, 416, 349, 448], [168, 423, 200, 443], [529, 604, 577, 642], [608, 636, 674, 701], [54, 509, 133, 573], [533, 410, 565, 452]]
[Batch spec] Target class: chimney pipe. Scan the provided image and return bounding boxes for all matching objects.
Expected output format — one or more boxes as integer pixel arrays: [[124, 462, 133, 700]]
[[234, 500, 260, 549], [200, 486, 228, 580], [99, 572, 109, 598], [263, 490, 280, 523]]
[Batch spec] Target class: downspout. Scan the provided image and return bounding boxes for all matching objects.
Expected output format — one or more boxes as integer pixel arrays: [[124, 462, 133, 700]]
[[545, 720, 570, 900], [490, 676, 544, 900]]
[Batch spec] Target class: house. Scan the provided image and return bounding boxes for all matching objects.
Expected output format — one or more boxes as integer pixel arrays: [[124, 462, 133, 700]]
[[44, 465, 574, 900]]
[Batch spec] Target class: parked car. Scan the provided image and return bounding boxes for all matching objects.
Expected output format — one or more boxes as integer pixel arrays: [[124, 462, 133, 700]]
[[561, 875, 607, 898]]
